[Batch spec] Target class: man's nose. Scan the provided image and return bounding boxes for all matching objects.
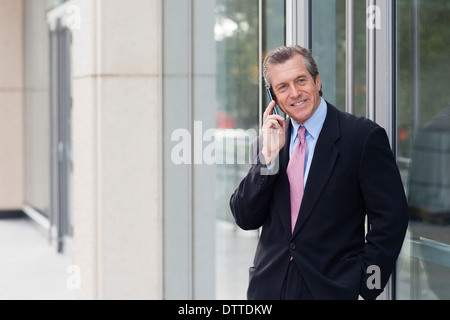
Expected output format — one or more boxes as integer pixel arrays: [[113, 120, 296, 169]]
[[288, 84, 301, 98]]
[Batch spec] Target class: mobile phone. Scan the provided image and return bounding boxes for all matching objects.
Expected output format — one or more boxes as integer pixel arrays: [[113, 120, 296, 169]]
[[266, 88, 279, 115], [266, 88, 283, 127]]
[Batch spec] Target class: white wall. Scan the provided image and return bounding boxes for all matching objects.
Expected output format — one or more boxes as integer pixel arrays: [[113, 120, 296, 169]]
[[0, 0, 24, 210]]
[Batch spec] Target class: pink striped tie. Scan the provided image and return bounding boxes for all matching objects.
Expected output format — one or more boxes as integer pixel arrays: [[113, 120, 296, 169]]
[[286, 126, 307, 233]]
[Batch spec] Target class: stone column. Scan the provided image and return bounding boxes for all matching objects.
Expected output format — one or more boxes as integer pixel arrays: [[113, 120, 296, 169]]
[[66, 0, 160, 299], [0, 0, 24, 210]]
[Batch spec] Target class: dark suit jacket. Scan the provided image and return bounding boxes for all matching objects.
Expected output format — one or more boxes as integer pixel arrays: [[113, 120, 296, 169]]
[[230, 101, 409, 300]]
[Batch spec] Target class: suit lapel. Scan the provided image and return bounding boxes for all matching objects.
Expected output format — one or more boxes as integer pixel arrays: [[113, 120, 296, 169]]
[[292, 103, 341, 238]]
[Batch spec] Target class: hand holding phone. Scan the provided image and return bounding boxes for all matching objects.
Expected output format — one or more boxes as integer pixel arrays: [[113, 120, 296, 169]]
[[262, 88, 286, 165]]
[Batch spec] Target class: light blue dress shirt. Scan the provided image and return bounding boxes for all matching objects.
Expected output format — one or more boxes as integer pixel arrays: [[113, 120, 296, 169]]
[[266, 97, 327, 187]]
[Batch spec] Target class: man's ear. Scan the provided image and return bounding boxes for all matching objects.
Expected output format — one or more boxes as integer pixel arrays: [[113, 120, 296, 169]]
[[314, 74, 322, 92]]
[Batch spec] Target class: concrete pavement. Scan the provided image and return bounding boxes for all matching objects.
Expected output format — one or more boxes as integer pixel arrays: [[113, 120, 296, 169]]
[[0, 215, 76, 300]]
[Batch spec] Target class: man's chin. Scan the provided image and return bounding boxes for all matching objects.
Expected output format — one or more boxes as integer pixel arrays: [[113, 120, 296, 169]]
[[287, 109, 311, 125]]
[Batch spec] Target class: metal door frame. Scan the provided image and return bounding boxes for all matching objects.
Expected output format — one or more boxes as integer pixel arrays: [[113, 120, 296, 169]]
[[48, 11, 73, 254]]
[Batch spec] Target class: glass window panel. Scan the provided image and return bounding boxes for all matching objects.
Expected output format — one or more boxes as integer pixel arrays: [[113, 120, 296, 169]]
[[162, 0, 284, 299], [311, 0, 366, 116], [311, 0, 345, 112], [396, 0, 450, 300], [23, 0, 54, 217], [214, 0, 285, 299], [215, 0, 260, 300]]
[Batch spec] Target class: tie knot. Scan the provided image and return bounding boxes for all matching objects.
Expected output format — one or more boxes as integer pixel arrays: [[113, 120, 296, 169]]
[[298, 126, 306, 141]]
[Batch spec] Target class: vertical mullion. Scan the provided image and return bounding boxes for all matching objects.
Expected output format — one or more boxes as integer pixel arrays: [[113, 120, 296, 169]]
[[367, 0, 398, 299], [366, 0, 376, 121], [307, 0, 312, 49], [386, 0, 398, 300], [258, 0, 263, 131], [300, 0, 311, 49], [57, 19, 64, 254], [392, 0, 398, 158], [286, 0, 311, 48], [49, 28, 57, 246], [285, 0, 296, 46], [411, 0, 420, 142], [158, 0, 164, 300], [187, 0, 194, 300], [346, 0, 355, 114]]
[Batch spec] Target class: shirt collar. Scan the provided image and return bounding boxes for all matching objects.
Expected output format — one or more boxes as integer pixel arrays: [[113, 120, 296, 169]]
[[290, 97, 327, 140]]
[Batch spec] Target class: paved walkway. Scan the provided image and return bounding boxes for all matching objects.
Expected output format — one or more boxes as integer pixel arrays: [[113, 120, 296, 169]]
[[3, 214, 439, 300], [0, 215, 76, 300]]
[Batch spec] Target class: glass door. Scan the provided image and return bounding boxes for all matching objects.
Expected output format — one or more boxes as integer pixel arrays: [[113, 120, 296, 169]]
[[395, 0, 450, 300], [161, 0, 285, 299], [214, 0, 286, 299]]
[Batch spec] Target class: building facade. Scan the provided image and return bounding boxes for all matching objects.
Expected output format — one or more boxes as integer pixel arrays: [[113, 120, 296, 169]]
[[0, 0, 449, 299]]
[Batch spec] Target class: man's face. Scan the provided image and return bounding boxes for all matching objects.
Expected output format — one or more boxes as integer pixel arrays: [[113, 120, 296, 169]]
[[270, 54, 322, 125]]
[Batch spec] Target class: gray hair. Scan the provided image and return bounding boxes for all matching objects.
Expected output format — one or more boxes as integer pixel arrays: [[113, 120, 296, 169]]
[[263, 45, 322, 96]]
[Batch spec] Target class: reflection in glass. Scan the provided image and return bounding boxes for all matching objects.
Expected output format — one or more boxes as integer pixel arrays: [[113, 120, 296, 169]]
[[396, 0, 450, 300], [311, 0, 366, 116], [214, 0, 285, 299], [312, 0, 344, 110], [215, 0, 259, 300]]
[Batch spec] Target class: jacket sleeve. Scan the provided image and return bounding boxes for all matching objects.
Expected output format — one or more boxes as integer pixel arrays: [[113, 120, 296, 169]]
[[229, 136, 280, 231], [357, 126, 409, 300]]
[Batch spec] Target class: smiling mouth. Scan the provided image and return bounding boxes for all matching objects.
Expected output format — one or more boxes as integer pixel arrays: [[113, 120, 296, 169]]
[[292, 100, 307, 107]]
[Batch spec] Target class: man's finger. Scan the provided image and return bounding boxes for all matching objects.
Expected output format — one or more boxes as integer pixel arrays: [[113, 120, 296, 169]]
[[264, 114, 284, 128], [263, 100, 277, 121], [265, 118, 282, 130]]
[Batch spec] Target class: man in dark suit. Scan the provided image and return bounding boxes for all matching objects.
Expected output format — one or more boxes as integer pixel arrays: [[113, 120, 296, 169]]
[[229, 45, 408, 300]]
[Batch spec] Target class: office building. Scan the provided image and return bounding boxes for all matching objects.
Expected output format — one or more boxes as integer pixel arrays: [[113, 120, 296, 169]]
[[0, 0, 448, 299]]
